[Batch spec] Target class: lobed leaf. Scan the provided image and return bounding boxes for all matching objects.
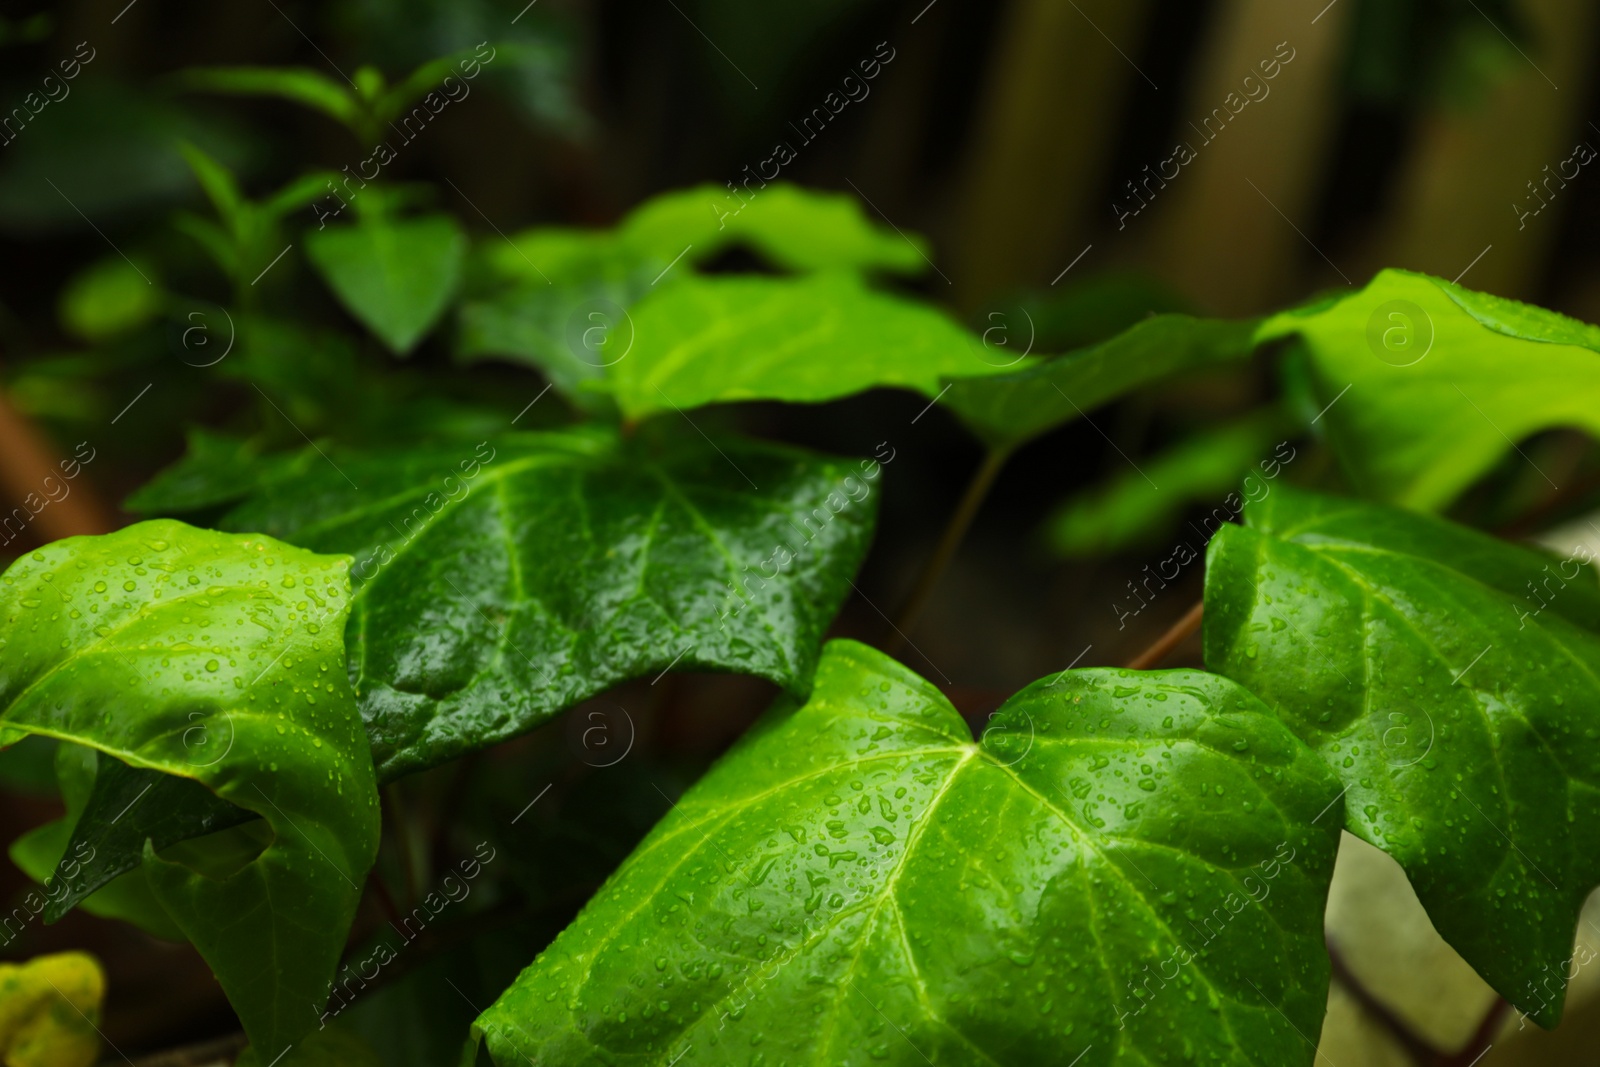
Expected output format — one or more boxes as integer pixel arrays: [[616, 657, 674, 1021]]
[[0, 522, 380, 1055], [1257, 269, 1600, 510], [1204, 485, 1600, 1024], [473, 641, 1343, 1066]]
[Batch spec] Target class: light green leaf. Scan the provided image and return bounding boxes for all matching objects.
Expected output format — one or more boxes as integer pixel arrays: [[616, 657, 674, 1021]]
[[306, 214, 467, 355], [1257, 269, 1600, 510], [618, 182, 927, 275], [0, 521, 380, 1054], [611, 273, 1011, 421], [174, 67, 360, 131], [474, 640, 1344, 1066], [56, 256, 161, 343], [1044, 411, 1297, 557], [1204, 485, 1600, 1025], [941, 315, 1261, 451]]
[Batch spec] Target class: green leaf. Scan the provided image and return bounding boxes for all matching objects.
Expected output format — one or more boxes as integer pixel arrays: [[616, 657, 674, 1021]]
[[178, 141, 246, 232], [1257, 269, 1600, 510], [56, 256, 162, 343], [1203, 485, 1600, 1025], [39, 759, 252, 922], [123, 430, 318, 516], [0, 521, 380, 1054], [174, 67, 361, 131], [618, 182, 927, 275], [941, 315, 1261, 451], [473, 640, 1343, 1066], [9, 744, 187, 940], [611, 273, 1011, 422], [215, 426, 879, 778], [1044, 411, 1297, 557], [306, 214, 467, 355]]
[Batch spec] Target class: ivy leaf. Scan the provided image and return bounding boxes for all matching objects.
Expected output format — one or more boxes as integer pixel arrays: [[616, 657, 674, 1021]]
[[0, 522, 380, 1054], [1257, 269, 1600, 509], [940, 316, 1261, 451], [1204, 485, 1600, 1025], [306, 214, 467, 355], [617, 182, 928, 275], [611, 273, 1009, 422], [0, 952, 105, 1067], [473, 641, 1343, 1066]]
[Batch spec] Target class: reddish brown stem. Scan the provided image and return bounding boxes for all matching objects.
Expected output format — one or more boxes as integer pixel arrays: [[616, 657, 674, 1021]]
[[1124, 601, 1204, 670]]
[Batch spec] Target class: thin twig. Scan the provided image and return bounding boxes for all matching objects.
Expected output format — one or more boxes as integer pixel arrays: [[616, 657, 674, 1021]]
[[1436, 997, 1510, 1066], [1327, 939, 1441, 1064], [886, 447, 1010, 652], [1124, 601, 1203, 670]]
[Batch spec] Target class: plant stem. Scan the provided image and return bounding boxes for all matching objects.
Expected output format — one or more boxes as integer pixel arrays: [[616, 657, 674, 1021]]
[[1326, 939, 1440, 1064], [886, 446, 1010, 653], [1124, 601, 1204, 670]]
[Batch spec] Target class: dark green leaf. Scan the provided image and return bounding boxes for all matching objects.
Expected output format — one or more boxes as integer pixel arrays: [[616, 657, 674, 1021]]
[[306, 214, 467, 355], [215, 426, 879, 779], [1204, 485, 1600, 1024], [1257, 269, 1600, 509], [1044, 411, 1297, 557], [474, 640, 1343, 1066], [124, 430, 318, 516], [941, 316, 1261, 451], [9, 745, 187, 940], [0, 521, 380, 1053]]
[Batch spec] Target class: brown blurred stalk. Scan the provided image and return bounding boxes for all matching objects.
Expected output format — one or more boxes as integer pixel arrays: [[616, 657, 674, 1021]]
[[0, 388, 116, 544], [952, 0, 1153, 310], [1145, 0, 1354, 314], [1359, 0, 1600, 298]]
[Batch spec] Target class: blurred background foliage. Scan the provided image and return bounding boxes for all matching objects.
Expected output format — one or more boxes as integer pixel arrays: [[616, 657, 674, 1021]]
[[3, 0, 1600, 1062]]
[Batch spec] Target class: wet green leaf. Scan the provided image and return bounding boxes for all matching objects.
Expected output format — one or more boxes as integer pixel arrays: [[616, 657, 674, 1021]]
[[1257, 269, 1600, 509], [1204, 485, 1600, 1025], [474, 641, 1343, 1066], [0, 522, 380, 1054]]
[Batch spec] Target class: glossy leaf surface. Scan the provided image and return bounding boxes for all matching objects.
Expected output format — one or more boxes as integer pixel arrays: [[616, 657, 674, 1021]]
[[475, 641, 1343, 1066], [0, 522, 380, 1054], [164, 426, 876, 777], [1204, 485, 1600, 1024], [306, 214, 467, 355], [1257, 269, 1600, 509]]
